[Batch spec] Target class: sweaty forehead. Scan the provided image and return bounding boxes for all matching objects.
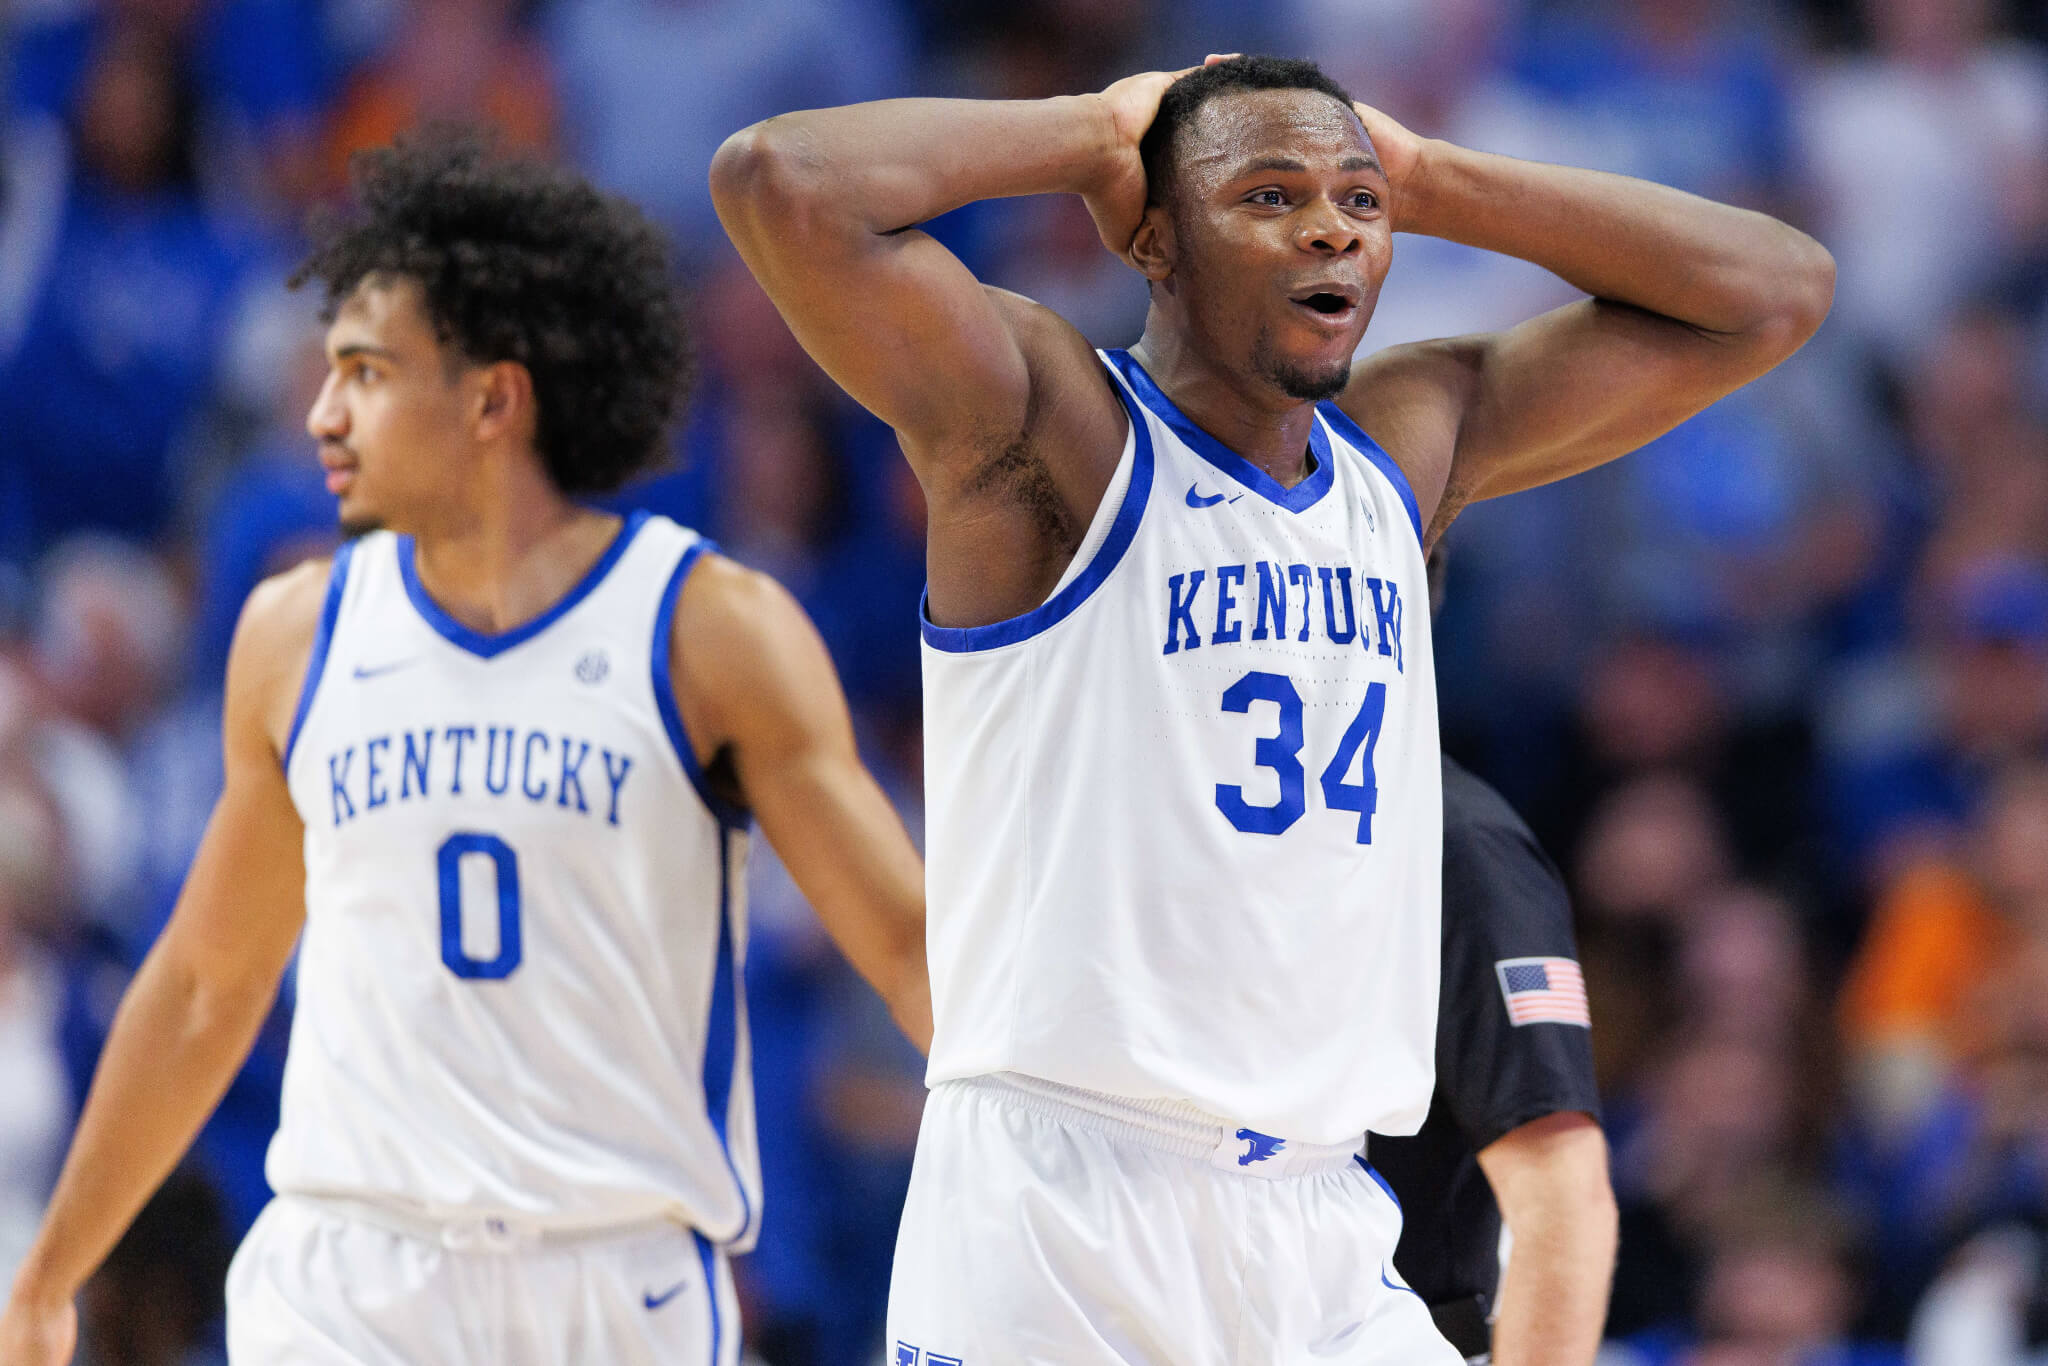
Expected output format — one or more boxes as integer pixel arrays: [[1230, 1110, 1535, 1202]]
[[1175, 88, 1374, 182]]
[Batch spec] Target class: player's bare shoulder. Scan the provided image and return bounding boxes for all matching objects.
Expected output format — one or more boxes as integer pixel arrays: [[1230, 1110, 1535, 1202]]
[[1339, 336, 1487, 550], [229, 554, 338, 760], [663, 551, 832, 768]]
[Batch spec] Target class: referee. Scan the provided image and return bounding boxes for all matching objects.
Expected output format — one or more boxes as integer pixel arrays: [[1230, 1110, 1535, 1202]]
[[1370, 747, 1619, 1364], [1376, 753, 1613, 1359]]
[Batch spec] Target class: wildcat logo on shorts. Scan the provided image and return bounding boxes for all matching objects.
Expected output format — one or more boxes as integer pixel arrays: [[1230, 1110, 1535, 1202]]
[[894, 1344, 961, 1365], [1236, 1128, 1287, 1166]]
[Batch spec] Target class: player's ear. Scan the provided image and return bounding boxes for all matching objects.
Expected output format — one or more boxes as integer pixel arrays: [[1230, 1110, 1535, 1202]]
[[472, 360, 535, 444], [1129, 202, 1176, 282]]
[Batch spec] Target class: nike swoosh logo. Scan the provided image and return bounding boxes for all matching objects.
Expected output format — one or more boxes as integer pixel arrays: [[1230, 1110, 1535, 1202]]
[[643, 1280, 687, 1311], [352, 659, 417, 681], [1185, 484, 1243, 508]]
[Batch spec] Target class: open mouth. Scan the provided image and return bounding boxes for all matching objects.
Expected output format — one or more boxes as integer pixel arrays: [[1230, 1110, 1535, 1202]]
[[1289, 285, 1361, 325]]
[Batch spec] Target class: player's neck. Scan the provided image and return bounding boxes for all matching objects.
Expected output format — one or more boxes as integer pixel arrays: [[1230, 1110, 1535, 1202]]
[[406, 466, 622, 638], [1128, 327, 1322, 490]]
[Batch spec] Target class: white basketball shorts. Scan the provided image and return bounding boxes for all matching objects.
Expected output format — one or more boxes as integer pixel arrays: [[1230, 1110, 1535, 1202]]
[[885, 1072, 1461, 1365], [224, 1195, 739, 1365]]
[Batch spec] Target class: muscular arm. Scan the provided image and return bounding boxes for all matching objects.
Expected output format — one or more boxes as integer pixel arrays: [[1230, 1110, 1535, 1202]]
[[709, 94, 1107, 455], [709, 79, 1176, 626], [1476, 1112, 1618, 1366], [673, 555, 930, 1052], [2, 563, 323, 1358], [1341, 118, 1835, 546]]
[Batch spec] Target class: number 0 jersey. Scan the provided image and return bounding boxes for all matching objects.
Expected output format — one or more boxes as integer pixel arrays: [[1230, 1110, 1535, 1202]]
[[274, 512, 762, 1246], [920, 350, 1443, 1145]]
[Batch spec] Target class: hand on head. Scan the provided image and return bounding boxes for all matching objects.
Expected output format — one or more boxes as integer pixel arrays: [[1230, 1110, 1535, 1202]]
[[1347, 102, 1427, 224], [1085, 54, 1239, 264]]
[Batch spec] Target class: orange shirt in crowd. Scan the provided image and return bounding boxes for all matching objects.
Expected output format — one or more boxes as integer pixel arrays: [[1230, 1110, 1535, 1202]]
[[324, 41, 557, 192], [1840, 860, 2010, 1057]]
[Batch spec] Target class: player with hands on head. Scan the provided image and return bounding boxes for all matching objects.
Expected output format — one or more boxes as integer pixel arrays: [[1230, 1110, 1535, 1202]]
[[1, 128, 929, 1366], [714, 52, 1829, 1366]]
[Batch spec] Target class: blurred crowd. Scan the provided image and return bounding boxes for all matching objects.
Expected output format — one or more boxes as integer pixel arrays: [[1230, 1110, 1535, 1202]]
[[2, 0, 2047, 1361]]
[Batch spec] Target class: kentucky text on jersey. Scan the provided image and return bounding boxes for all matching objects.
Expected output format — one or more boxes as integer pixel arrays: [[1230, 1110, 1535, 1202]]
[[322, 725, 636, 828], [1162, 562, 1406, 671]]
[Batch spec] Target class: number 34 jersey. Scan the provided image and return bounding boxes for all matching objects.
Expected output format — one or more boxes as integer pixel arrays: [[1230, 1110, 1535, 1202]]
[[921, 350, 1442, 1146], [276, 512, 762, 1246]]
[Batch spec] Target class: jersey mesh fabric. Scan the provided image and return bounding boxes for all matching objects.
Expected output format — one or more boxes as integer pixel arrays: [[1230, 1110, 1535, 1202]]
[[275, 516, 760, 1245], [919, 351, 1442, 1144]]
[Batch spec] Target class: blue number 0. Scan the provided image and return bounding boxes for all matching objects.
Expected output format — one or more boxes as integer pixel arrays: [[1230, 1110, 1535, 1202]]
[[1215, 671, 1307, 835], [437, 832, 522, 979]]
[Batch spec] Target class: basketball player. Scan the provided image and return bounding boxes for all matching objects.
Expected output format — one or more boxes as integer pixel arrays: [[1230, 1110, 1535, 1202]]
[[713, 54, 1831, 1363], [0, 131, 929, 1365]]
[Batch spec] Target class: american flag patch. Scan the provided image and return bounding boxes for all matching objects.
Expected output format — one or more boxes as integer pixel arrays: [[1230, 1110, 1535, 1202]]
[[1494, 957, 1591, 1028]]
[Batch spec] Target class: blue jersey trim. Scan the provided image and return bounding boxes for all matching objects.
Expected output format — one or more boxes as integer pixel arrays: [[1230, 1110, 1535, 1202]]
[[1316, 401, 1424, 545], [692, 1231, 724, 1364], [1356, 1153, 1404, 1212], [652, 539, 751, 828], [282, 539, 355, 771], [703, 827, 755, 1245], [919, 359, 1156, 653], [396, 509, 650, 660], [1105, 348, 1334, 513], [1380, 1265, 1423, 1302]]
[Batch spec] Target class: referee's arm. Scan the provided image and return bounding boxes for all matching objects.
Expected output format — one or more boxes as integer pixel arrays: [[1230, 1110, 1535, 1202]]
[[1476, 1111, 1617, 1366]]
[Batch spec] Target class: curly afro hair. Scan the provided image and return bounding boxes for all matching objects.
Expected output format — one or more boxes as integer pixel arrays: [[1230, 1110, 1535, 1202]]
[[293, 127, 691, 497], [1140, 56, 1357, 212]]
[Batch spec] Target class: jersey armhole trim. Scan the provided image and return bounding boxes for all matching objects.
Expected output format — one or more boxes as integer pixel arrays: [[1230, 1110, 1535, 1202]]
[[919, 361, 1156, 653], [702, 827, 756, 1245], [281, 539, 355, 772], [1317, 402, 1425, 545], [653, 539, 751, 828]]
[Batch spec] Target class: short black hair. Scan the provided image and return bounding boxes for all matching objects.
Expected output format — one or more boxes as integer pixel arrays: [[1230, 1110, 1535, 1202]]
[[1140, 56, 1357, 209], [293, 127, 691, 497]]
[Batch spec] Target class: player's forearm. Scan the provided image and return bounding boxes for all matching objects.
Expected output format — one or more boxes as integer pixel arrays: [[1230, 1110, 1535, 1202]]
[[711, 95, 1118, 240], [820, 887, 932, 1055], [1488, 1176, 1617, 1366], [1399, 141, 1833, 349], [8, 946, 279, 1308]]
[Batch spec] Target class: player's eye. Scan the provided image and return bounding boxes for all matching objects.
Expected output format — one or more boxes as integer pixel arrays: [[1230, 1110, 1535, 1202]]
[[1349, 190, 1380, 210], [1249, 189, 1286, 207]]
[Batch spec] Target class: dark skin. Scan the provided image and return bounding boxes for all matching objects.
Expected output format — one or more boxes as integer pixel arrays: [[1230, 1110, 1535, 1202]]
[[710, 68, 1834, 630]]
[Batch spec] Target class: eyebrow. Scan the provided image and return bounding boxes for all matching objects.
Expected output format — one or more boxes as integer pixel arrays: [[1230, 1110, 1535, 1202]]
[[332, 343, 398, 362], [1239, 154, 1385, 177]]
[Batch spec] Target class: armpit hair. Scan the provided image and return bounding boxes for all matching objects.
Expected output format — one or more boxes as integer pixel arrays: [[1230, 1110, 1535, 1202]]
[[961, 436, 1083, 554], [1424, 480, 1472, 554], [957, 386, 1084, 556]]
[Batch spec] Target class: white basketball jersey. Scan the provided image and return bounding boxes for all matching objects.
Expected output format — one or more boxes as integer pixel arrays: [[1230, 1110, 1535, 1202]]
[[921, 350, 1442, 1144], [275, 511, 762, 1247]]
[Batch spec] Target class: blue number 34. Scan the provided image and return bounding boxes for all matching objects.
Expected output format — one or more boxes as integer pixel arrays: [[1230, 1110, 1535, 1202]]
[[1215, 671, 1386, 843]]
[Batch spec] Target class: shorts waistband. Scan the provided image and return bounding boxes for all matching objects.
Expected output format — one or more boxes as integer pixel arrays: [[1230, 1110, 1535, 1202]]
[[281, 1193, 688, 1252], [951, 1072, 1367, 1179]]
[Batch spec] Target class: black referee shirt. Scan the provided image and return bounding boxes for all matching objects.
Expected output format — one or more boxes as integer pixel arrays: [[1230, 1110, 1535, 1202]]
[[1371, 756, 1602, 1318]]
